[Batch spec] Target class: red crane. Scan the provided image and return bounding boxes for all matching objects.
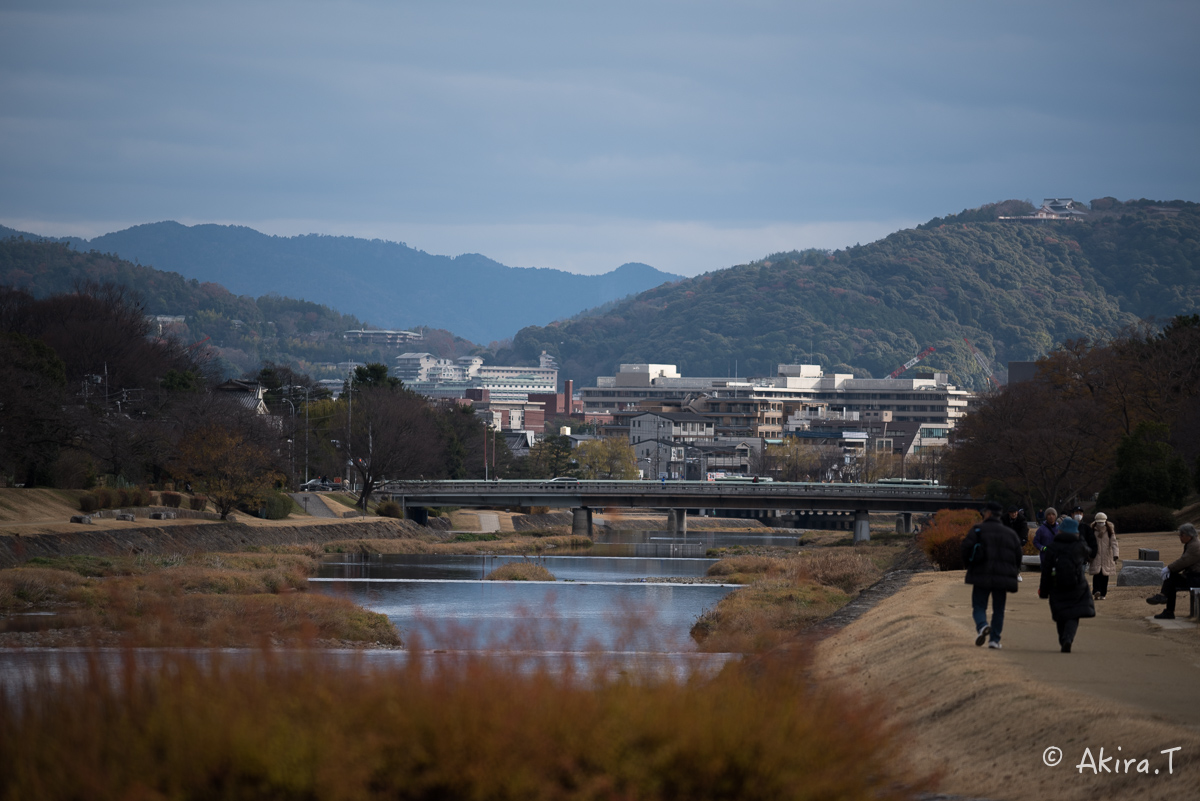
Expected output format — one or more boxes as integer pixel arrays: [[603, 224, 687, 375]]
[[888, 346, 935, 379]]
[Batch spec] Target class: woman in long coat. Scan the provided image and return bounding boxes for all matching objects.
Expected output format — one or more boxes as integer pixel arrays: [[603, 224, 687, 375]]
[[1087, 512, 1119, 600], [1038, 516, 1096, 653]]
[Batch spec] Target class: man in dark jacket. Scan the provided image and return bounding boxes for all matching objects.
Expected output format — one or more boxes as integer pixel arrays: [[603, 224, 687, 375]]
[[1002, 505, 1030, 547], [962, 501, 1025, 649], [1145, 523, 1200, 619], [1038, 516, 1096, 652]]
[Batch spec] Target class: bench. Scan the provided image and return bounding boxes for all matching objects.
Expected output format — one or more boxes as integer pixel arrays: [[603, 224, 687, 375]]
[[1191, 588, 1200, 620], [115, 512, 135, 522], [149, 511, 177, 520], [1021, 555, 1041, 572], [69, 514, 92, 524]]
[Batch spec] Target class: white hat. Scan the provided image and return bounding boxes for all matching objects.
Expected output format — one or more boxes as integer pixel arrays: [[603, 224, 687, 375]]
[[1093, 512, 1107, 523]]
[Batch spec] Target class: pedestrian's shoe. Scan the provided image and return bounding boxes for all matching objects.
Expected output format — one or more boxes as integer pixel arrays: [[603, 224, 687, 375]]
[[1060, 642, 1072, 653], [1153, 611, 1176, 620], [987, 641, 1002, 649], [1145, 594, 1168, 605], [974, 625, 990, 647], [1093, 591, 1101, 600], [1097, 595, 1106, 601]]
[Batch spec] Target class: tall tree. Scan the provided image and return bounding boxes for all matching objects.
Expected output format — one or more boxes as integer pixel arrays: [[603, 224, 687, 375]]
[[336, 386, 442, 509]]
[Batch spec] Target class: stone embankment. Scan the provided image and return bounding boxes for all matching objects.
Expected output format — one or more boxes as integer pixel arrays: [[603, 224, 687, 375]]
[[0, 518, 426, 569]]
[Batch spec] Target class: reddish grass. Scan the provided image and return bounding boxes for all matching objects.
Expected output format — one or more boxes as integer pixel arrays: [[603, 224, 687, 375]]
[[916, 508, 982, 570], [0, 552, 398, 647], [0, 649, 930, 800]]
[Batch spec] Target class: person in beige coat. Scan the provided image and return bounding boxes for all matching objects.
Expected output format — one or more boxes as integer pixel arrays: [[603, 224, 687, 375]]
[[1086, 512, 1119, 600]]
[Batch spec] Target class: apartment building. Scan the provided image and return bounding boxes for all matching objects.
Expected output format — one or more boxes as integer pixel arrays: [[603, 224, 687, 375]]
[[585, 362, 973, 442]]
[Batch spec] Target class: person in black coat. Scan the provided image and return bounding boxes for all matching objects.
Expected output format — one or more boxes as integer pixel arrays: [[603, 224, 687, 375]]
[[961, 501, 1025, 649], [1002, 505, 1030, 547], [1037, 516, 1096, 653]]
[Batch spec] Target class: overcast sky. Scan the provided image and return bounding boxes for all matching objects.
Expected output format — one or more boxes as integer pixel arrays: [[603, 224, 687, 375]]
[[2, 1, 1197, 276]]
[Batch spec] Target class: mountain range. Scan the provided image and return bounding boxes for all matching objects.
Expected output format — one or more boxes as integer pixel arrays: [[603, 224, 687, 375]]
[[5, 197, 1197, 390], [0, 222, 680, 345], [490, 198, 1200, 389]]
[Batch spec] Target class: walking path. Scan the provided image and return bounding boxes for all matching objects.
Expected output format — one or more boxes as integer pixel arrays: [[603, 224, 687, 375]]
[[289, 493, 342, 518], [810, 563, 1200, 801]]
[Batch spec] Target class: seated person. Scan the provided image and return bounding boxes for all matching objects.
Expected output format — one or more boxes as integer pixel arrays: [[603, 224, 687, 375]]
[[1146, 523, 1200, 619]]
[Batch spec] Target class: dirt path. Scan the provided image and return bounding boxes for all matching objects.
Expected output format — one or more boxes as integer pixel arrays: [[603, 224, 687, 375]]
[[810, 568, 1200, 801]]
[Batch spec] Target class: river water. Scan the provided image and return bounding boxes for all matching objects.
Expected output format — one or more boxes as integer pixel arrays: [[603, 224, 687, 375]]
[[310, 543, 739, 652]]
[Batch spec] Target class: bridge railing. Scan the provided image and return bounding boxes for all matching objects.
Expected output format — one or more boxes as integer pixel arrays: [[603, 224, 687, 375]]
[[378, 479, 960, 500]]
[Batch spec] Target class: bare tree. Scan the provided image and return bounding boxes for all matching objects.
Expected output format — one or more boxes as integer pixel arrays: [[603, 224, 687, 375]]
[[335, 387, 443, 509]]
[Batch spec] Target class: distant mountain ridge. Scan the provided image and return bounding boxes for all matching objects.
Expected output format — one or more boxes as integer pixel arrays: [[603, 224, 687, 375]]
[[0, 221, 680, 344], [490, 198, 1200, 389]]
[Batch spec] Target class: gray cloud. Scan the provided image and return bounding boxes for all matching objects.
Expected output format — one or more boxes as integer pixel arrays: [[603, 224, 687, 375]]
[[1, 0, 1197, 274]]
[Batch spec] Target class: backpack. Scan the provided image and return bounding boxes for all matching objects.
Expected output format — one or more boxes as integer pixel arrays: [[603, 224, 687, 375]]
[[967, 526, 987, 565]]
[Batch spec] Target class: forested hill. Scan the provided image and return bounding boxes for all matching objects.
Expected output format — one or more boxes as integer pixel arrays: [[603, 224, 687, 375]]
[[0, 238, 475, 379], [0, 221, 680, 345], [492, 198, 1200, 389]]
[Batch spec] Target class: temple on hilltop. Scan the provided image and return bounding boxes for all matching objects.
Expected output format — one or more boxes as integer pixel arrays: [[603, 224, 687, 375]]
[[999, 198, 1089, 221]]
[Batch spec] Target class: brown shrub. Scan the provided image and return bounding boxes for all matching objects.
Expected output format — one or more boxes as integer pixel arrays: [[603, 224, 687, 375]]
[[0, 649, 929, 800], [78, 493, 100, 513], [376, 500, 403, 518], [92, 487, 114, 509], [189, 495, 208, 511], [161, 491, 183, 508], [485, 562, 556, 581], [916, 508, 981, 570]]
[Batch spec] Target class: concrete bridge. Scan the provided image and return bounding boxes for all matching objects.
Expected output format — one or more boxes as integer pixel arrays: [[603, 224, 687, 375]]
[[378, 479, 977, 542]]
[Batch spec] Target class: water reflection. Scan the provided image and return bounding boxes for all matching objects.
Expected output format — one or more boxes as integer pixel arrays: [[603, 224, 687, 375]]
[[312, 548, 738, 652]]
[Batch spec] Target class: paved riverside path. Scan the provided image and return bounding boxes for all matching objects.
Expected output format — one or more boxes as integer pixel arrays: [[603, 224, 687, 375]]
[[290, 493, 341, 518], [810, 536, 1200, 801]]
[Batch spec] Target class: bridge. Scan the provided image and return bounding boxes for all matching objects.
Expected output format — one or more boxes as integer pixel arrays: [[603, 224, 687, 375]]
[[377, 480, 977, 542]]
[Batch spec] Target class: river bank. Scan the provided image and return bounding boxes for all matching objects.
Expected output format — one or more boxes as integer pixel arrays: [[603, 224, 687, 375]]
[[807, 529, 1200, 801]]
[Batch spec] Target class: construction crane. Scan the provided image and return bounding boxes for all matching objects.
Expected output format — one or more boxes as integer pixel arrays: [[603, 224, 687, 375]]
[[963, 338, 1001, 387], [185, 335, 211, 352], [887, 346, 935, 379]]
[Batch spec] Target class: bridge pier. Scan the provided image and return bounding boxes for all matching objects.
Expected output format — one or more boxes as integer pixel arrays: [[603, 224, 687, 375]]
[[409, 506, 429, 526], [668, 509, 687, 535], [901, 512, 912, 534], [572, 507, 593, 537], [853, 510, 870, 543]]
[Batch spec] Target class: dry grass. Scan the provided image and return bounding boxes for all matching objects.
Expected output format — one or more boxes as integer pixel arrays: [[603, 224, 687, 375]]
[[485, 562, 556, 581], [691, 580, 851, 652], [0, 551, 399, 647], [0, 649, 929, 800], [694, 547, 886, 652]]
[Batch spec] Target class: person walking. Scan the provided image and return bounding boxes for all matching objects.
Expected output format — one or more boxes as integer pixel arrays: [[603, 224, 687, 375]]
[[1003, 505, 1030, 547], [1087, 512, 1119, 600], [1145, 523, 1200, 620], [962, 501, 1024, 649], [1037, 516, 1095, 653], [1033, 507, 1058, 567]]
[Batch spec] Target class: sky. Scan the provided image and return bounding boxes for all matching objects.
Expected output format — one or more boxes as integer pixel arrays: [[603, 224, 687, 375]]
[[2, 1, 1198, 277]]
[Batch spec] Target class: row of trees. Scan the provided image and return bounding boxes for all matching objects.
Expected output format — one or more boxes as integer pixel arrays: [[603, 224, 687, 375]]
[[0, 279, 640, 516], [947, 315, 1200, 511]]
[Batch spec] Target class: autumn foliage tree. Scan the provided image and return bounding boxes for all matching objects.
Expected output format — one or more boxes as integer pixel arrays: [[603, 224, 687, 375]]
[[176, 423, 282, 518]]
